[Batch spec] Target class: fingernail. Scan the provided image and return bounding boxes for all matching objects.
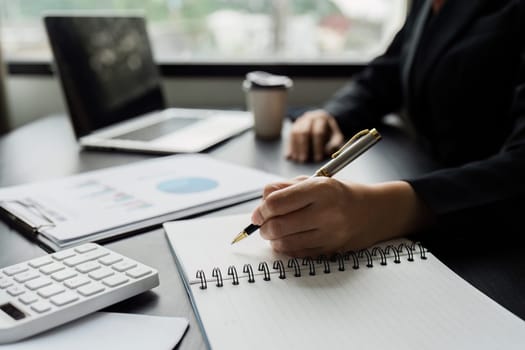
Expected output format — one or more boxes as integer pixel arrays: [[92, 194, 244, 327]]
[[252, 209, 264, 225]]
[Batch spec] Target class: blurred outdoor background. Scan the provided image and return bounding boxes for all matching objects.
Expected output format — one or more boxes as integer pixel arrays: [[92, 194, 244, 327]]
[[0, 0, 408, 63]]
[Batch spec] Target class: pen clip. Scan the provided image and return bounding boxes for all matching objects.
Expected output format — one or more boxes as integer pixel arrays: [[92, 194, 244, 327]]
[[331, 129, 371, 159]]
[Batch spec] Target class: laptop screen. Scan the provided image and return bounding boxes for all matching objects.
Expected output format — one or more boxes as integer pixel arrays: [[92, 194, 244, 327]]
[[44, 15, 165, 137]]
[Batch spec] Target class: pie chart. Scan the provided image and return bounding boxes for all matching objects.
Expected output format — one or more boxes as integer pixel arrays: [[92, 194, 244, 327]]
[[157, 177, 219, 194]]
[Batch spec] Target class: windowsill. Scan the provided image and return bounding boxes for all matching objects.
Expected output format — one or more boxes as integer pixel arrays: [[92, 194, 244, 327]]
[[6, 60, 367, 78]]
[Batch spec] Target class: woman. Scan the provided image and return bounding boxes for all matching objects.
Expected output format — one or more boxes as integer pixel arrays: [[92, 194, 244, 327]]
[[252, 0, 525, 257]]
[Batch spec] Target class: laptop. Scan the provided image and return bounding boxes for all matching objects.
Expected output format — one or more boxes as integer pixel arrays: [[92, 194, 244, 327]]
[[44, 15, 253, 154]]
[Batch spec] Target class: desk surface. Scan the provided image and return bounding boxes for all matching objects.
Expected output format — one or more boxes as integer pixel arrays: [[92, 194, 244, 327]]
[[1, 115, 524, 349]]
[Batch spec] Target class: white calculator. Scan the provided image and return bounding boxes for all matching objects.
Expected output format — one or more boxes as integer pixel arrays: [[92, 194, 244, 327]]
[[0, 243, 159, 344]]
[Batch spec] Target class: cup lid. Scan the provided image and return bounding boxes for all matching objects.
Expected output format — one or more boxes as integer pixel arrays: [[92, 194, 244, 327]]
[[243, 71, 293, 89]]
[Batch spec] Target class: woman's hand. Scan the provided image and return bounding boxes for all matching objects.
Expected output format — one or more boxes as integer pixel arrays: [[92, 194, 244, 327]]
[[287, 110, 344, 163], [251, 177, 433, 257]]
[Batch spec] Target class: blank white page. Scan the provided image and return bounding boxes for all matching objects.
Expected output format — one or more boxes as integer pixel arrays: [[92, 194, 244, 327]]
[[164, 214, 525, 350]]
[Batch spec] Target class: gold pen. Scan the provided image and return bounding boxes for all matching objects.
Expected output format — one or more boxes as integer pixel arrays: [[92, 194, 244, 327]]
[[231, 128, 382, 244]]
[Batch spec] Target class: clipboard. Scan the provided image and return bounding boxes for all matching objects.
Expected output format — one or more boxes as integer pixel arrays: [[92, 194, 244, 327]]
[[0, 154, 282, 251]]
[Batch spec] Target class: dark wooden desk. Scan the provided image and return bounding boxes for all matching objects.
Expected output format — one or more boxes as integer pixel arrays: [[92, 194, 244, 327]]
[[1, 115, 523, 349]]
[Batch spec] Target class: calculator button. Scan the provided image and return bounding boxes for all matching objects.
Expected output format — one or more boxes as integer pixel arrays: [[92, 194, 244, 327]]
[[26, 277, 52, 291], [3, 264, 29, 276], [38, 284, 66, 298], [63, 250, 109, 267], [40, 263, 65, 275], [112, 261, 137, 272], [83, 249, 110, 260], [19, 293, 38, 305], [63, 255, 88, 267], [76, 261, 101, 274], [50, 292, 79, 307], [88, 268, 114, 281], [99, 255, 123, 266], [0, 279, 14, 289], [52, 250, 76, 261], [51, 269, 78, 282], [31, 301, 52, 313], [77, 283, 105, 297], [7, 285, 26, 297], [74, 244, 98, 254], [126, 266, 152, 279], [28, 257, 54, 268], [102, 275, 129, 288], [14, 271, 40, 283], [64, 276, 91, 289]]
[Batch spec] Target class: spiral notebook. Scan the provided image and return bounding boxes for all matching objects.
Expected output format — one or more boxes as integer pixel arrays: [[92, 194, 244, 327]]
[[164, 214, 525, 350]]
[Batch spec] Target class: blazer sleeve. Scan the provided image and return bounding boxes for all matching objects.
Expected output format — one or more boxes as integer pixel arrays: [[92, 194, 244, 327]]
[[406, 82, 525, 239], [322, 14, 411, 135], [406, 0, 525, 240]]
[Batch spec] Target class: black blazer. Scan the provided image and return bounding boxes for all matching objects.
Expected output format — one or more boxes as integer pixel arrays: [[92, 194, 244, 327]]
[[323, 0, 525, 240]]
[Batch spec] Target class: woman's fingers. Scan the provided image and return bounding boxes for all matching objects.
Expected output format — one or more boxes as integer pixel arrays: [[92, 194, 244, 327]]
[[288, 116, 312, 162], [311, 117, 329, 162], [252, 178, 322, 225], [287, 110, 339, 163]]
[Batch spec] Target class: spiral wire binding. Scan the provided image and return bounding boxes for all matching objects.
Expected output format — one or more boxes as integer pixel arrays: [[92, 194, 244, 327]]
[[358, 249, 374, 268], [287, 258, 301, 277], [317, 255, 331, 273], [193, 242, 428, 289], [272, 260, 286, 279], [332, 253, 345, 271], [302, 257, 316, 276], [258, 262, 271, 281], [344, 251, 360, 269], [196, 270, 207, 290], [212, 267, 223, 287], [398, 243, 414, 261], [411, 241, 427, 259], [243, 264, 255, 283], [371, 247, 387, 266], [227, 266, 239, 285]]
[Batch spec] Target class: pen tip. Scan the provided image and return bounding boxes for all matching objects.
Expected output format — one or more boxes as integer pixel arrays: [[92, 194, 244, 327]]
[[231, 231, 248, 245]]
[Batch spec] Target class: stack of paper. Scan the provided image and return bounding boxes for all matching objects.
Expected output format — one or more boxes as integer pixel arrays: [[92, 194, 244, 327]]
[[0, 154, 282, 251]]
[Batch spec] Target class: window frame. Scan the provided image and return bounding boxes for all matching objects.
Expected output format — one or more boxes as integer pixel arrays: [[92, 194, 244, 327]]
[[6, 60, 367, 77]]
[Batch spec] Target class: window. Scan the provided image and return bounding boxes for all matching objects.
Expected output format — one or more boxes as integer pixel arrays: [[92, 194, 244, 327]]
[[0, 0, 407, 64]]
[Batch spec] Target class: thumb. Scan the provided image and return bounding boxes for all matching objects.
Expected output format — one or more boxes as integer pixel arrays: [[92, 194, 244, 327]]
[[325, 132, 345, 155]]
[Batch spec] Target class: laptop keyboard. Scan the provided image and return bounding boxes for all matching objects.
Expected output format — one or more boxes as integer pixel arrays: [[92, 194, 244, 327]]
[[111, 117, 199, 142]]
